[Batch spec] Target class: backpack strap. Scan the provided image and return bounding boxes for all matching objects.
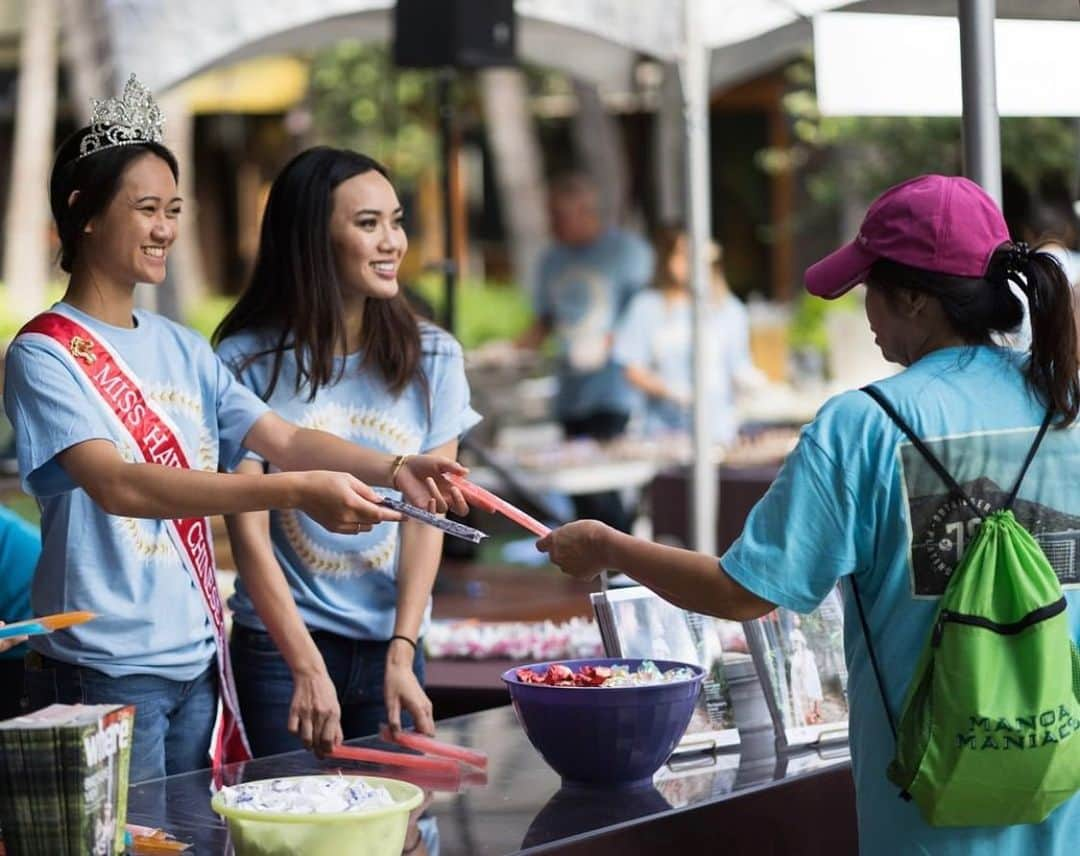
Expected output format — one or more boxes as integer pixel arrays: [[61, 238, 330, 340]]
[[849, 573, 898, 741], [861, 385, 983, 520], [1003, 409, 1054, 510]]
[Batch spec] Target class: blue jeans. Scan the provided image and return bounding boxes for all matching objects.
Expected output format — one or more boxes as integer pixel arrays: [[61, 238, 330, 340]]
[[23, 653, 217, 783], [230, 625, 426, 757]]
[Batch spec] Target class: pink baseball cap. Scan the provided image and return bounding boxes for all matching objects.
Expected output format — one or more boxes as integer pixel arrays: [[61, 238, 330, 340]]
[[804, 174, 1011, 299]]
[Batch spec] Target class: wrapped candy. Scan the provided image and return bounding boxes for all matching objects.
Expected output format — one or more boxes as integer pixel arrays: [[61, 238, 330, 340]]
[[217, 775, 394, 815], [514, 661, 692, 688]]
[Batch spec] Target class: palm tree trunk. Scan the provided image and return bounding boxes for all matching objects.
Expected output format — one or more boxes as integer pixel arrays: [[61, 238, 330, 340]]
[[479, 68, 548, 293], [4, 0, 58, 321], [570, 78, 628, 227], [58, 0, 109, 125]]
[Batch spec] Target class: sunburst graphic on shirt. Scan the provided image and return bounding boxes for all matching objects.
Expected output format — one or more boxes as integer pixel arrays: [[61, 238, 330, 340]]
[[297, 403, 421, 453], [144, 383, 217, 471], [279, 509, 398, 577], [107, 441, 170, 559], [115, 516, 174, 560], [113, 385, 215, 559], [277, 402, 417, 578]]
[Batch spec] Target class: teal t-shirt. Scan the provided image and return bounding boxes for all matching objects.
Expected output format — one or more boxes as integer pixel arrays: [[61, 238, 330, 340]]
[[3, 303, 269, 679], [534, 228, 654, 420], [217, 323, 481, 640], [722, 345, 1080, 854], [0, 506, 39, 661]]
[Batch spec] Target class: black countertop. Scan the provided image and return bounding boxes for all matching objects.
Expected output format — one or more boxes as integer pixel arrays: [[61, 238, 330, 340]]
[[127, 705, 850, 855]]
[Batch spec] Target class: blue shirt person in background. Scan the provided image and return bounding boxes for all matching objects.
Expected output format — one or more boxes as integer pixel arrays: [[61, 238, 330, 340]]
[[215, 147, 481, 757], [518, 172, 653, 532], [0, 506, 40, 719], [614, 226, 759, 445], [537, 175, 1080, 854], [4, 91, 467, 783]]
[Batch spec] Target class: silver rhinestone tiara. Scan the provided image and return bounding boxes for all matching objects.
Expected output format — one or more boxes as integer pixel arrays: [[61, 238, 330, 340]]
[[77, 74, 165, 160]]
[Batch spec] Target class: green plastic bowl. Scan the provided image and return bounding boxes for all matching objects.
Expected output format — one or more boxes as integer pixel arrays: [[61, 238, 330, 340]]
[[210, 774, 423, 856]]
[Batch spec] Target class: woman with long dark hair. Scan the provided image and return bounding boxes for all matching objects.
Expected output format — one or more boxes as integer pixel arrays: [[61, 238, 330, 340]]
[[3, 78, 465, 783], [214, 147, 480, 755], [538, 175, 1080, 852]]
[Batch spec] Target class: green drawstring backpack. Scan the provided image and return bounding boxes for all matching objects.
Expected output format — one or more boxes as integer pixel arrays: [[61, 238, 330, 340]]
[[853, 386, 1080, 827]]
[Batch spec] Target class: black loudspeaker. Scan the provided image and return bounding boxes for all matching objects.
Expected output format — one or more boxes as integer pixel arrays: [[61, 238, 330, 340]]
[[393, 0, 516, 69]]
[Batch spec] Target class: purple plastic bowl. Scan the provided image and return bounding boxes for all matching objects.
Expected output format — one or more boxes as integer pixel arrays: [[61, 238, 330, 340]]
[[501, 657, 705, 788]]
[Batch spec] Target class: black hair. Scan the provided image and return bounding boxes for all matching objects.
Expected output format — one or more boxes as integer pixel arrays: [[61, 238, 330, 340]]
[[49, 126, 179, 273], [867, 245, 1080, 426], [213, 146, 427, 404]]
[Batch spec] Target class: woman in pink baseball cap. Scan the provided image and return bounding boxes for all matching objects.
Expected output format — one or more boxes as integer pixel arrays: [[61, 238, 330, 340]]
[[538, 174, 1080, 853]]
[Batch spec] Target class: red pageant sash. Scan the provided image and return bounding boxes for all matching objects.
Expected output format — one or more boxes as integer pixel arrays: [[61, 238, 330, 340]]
[[18, 311, 252, 776]]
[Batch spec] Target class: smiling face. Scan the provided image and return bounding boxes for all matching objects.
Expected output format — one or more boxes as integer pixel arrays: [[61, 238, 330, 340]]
[[81, 152, 181, 287], [329, 170, 407, 302]]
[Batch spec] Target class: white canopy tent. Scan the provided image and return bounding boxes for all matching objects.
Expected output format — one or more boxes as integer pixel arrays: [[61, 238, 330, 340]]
[[94, 0, 1044, 553]]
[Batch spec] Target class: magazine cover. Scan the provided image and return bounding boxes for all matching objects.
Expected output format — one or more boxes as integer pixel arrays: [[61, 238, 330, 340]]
[[0, 703, 134, 856], [591, 586, 750, 752], [743, 587, 849, 750]]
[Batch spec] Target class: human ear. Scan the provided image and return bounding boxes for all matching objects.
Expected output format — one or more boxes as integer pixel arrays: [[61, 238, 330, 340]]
[[903, 289, 928, 318], [68, 190, 94, 234]]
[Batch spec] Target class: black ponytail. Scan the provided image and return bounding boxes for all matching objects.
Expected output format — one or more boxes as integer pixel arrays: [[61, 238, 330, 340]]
[[994, 243, 1080, 426], [867, 246, 1080, 427]]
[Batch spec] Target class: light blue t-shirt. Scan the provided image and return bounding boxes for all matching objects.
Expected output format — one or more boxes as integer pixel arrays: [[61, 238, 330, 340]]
[[612, 290, 751, 444], [722, 345, 1080, 855], [3, 303, 270, 680], [0, 506, 39, 661], [217, 322, 481, 640], [534, 228, 654, 420]]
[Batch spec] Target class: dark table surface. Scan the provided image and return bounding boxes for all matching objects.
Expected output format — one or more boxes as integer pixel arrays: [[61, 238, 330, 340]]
[[127, 705, 850, 856]]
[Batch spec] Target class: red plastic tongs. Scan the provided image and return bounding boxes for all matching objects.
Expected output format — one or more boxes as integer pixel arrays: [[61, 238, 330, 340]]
[[443, 473, 551, 538], [326, 726, 488, 775]]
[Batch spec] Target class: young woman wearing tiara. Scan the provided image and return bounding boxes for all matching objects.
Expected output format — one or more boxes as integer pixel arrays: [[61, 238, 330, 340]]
[[214, 147, 481, 756], [2, 77, 467, 782]]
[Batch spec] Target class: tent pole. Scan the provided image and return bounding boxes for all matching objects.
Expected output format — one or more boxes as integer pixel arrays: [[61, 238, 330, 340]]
[[438, 68, 459, 333], [680, 0, 717, 556], [958, 0, 1001, 205]]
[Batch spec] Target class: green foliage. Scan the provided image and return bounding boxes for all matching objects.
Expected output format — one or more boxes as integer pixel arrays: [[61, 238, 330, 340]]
[[411, 274, 534, 350], [763, 58, 1080, 354], [308, 41, 439, 183], [788, 289, 860, 354], [0, 282, 66, 343], [184, 293, 236, 342], [180, 278, 531, 351], [775, 58, 1080, 208]]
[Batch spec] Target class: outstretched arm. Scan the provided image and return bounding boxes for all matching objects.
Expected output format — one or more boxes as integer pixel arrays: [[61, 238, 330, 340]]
[[242, 412, 468, 514], [537, 520, 775, 620], [57, 438, 397, 533]]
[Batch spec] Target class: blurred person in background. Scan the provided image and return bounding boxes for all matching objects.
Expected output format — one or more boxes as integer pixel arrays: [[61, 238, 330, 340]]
[[517, 172, 653, 533], [215, 147, 481, 756], [0, 506, 39, 719], [613, 226, 759, 445]]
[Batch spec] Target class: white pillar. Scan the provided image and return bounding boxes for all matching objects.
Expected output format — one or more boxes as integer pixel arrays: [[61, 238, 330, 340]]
[[679, 0, 717, 556], [958, 0, 1001, 205], [3, 0, 58, 320]]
